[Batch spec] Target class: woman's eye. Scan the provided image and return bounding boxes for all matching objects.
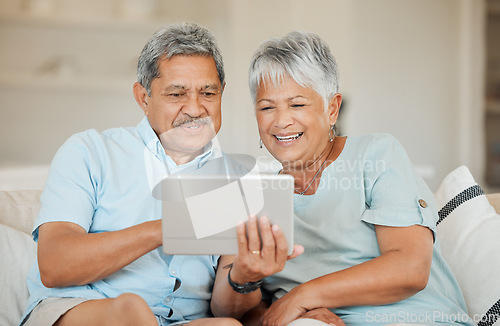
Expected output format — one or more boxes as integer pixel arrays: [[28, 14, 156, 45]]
[[259, 106, 273, 111], [291, 104, 305, 108]]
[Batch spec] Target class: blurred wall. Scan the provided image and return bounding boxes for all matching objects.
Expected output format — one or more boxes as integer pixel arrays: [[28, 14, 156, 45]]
[[0, 0, 486, 191]]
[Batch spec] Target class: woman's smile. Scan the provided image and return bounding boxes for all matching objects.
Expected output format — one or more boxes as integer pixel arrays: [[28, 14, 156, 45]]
[[274, 132, 304, 143]]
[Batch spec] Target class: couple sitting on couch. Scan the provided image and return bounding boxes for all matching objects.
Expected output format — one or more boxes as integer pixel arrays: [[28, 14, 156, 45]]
[[20, 22, 474, 326]]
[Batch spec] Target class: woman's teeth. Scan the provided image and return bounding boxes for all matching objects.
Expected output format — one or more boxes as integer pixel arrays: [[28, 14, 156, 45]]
[[275, 133, 303, 142]]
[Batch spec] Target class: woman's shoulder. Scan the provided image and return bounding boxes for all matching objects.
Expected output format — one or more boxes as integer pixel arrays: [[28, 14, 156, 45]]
[[344, 133, 405, 156], [347, 133, 400, 145]]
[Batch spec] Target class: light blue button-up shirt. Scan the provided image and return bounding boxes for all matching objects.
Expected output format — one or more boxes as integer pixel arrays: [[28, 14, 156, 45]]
[[21, 117, 220, 325], [263, 134, 474, 326]]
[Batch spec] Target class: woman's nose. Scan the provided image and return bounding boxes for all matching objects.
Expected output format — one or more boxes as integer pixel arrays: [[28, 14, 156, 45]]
[[275, 108, 294, 129]]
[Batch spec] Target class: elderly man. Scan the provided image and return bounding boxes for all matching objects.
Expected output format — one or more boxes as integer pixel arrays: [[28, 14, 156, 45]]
[[20, 23, 242, 326]]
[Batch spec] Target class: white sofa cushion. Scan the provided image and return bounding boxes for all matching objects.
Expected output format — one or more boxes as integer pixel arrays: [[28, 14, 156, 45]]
[[0, 224, 36, 326], [435, 165, 500, 326]]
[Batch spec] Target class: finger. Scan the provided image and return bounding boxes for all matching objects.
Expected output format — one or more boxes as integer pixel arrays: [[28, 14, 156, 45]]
[[271, 224, 288, 265], [287, 244, 305, 260], [246, 216, 261, 252], [236, 222, 248, 258], [261, 304, 272, 325], [259, 216, 276, 258]]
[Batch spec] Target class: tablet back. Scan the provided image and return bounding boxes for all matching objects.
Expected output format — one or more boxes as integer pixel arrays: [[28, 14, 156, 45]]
[[160, 174, 294, 255]]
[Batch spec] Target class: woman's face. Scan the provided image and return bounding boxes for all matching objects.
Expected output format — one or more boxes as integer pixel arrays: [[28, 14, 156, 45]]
[[255, 76, 341, 168]]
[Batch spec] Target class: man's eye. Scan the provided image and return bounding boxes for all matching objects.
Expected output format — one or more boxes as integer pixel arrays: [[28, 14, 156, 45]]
[[259, 106, 273, 111], [291, 104, 305, 108], [202, 92, 216, 97], [169, 93, 183, 97]]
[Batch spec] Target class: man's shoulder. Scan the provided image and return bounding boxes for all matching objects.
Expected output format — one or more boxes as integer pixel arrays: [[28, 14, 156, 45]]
[[65, 125, 140, 148], [334, 134, 412, 174], [54, 125, 143, 166]]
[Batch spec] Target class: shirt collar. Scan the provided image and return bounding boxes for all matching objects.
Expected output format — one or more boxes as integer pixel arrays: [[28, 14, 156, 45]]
[[138, 117, 161, 156]]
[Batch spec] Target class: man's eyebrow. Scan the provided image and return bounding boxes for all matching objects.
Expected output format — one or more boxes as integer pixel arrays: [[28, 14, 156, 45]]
[[160, 84, 220, 93], [161, 85, 186, 93], [201, 84, 220, 91]]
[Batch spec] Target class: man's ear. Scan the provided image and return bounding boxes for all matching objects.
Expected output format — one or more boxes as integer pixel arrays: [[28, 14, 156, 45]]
[[328, 93, 342, 126], [133, 82, 149, 115], [221, 82, 226, 95]]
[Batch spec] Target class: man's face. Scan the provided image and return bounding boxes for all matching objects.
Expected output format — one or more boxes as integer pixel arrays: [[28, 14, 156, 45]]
[[140, 55, 223, 162]]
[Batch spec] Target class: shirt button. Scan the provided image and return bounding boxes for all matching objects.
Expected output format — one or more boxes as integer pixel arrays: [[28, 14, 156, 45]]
[[165, 297, 171, 302], [171, 270, 176, 275], [418, 199, 428, 208]]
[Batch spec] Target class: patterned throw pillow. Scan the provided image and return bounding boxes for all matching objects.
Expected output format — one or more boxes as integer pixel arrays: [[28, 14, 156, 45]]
[[435, 165, 500, 326]]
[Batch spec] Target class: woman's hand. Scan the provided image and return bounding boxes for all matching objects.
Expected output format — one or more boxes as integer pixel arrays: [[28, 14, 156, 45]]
[[210, 216, 303, 320], [229, 216, 303, 284], [261, 291, 345, 326], [260, 287, 307, 326], [298, 308, 345, 326]]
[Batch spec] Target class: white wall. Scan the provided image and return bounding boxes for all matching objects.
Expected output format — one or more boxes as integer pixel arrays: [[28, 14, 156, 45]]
[[0, 0, 486, 191], [219, 0, 486, 190]]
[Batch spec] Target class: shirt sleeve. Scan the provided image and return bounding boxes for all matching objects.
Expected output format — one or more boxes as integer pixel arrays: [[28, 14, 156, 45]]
[[33, 130, 101, 241], [360, 134, 438, 236]]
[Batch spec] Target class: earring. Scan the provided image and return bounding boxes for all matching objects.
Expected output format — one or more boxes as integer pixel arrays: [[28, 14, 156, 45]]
[[329, 125, 336, 142], [259, 138, 263, 148]]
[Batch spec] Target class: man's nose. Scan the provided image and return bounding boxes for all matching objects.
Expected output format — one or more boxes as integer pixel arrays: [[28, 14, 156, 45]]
[[182, 93, 204, 117]]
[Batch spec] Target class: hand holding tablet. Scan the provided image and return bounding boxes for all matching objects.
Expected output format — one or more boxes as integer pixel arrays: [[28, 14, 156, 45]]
[[157, 174, 295, 255], [228, 215, 304, 286]]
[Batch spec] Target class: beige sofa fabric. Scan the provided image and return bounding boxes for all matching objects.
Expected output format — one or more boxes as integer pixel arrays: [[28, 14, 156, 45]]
[[488, 193, 500, 213], [0, 190, 41, 235]]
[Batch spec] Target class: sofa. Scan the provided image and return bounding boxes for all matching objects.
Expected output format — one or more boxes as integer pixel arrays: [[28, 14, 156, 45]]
[[1, 165, 499, 326]]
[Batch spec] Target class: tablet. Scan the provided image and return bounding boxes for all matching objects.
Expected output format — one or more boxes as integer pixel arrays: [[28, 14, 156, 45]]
[[158, 173, 294, 255]]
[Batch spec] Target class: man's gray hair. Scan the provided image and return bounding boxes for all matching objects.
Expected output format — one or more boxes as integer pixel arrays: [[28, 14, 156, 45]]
[[137, 22, 225, 96], [249, 31, 339, 107]]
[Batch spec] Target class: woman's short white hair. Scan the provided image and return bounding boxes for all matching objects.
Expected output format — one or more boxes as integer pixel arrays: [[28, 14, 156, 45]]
[[249, 31, 339, 108]]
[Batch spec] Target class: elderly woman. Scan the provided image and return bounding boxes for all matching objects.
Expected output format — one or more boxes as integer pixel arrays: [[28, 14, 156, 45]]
[[212, 31, 475, 326]]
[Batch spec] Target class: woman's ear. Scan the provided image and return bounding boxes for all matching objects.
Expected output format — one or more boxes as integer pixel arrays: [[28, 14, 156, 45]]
[[328, 93, 342, 125], [133, 82, 149, 115]]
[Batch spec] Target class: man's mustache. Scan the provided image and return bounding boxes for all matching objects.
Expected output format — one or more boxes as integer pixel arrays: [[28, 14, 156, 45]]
[[173, 116, 212, 128]]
